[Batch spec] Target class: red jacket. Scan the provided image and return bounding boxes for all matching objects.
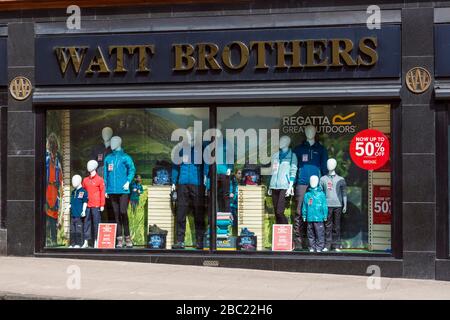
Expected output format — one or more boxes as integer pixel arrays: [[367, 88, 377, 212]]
[[82, 174, 105, 208]]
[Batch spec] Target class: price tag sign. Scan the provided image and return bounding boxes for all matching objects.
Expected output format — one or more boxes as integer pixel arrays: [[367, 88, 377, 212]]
[[373, 186, 391, 224], [96, 223, 117, 249], [350, 129, 390, 171], [272, 224, 293, 251]]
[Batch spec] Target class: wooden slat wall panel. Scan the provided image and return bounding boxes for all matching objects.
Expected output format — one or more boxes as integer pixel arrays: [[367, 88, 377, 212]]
[[148, 185, 174, 249], [238, 185, 266, 251]]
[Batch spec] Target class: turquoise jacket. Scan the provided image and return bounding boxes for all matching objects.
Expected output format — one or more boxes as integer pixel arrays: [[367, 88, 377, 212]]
[[302, 186, 328, 222], [104, 149, 136, 194], [269, 149, 298, 190]]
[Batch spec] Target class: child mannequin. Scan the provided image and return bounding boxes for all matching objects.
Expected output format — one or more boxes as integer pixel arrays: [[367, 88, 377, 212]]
[[302, 175, 328, 253], [69, 175, 88, 248]]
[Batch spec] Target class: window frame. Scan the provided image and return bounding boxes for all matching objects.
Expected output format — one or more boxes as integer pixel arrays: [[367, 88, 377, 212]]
[[36, 101, 402, 258]]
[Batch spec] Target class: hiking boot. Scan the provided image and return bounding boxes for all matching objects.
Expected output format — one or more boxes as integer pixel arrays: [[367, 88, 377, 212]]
[[172, 241, 185, 249], [116, 236, 123, 248], [125, 236, 133, 248]]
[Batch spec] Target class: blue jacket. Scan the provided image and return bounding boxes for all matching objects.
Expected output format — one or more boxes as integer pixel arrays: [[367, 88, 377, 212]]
[[269, 149, 298, 190], [293, 141, 328, 185], [302, 186, 328, 222], [103, 149, 136, 194], [70, 187, 88, 218], [172, 146, 207, 186], [230, 176, 239, 212], [216, 137, 234, 175]]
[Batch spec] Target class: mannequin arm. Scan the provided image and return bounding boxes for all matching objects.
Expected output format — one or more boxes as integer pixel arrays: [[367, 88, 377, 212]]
[[286, 180, 294, 197], [81, 202, 88, 217], [342, 195, 348, 214]]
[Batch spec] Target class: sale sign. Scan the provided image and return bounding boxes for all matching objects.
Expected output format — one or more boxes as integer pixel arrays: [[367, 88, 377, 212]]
[[373, 186, 391, 224], [350, 129, 390, 171], [272, 224, 293, 251], [96, 223, 117, 249]]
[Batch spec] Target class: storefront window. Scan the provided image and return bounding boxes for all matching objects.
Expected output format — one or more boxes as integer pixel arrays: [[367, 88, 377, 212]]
[[44, 105, 391, 253], [45, 108, 209, 250], [215, 105, 392, 253]]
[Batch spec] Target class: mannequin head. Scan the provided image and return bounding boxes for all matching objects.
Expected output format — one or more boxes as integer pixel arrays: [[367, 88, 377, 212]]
[[186, 126, 195, 146], [309, 175, 319, 188], [87, 160, 98, 173], [305, 125, 317, 141], [102, 127, 113, 142], [72, 175, 82, 189], [110, 136, 122, 151], [279, 135, 291, 151], [327, 158, 337, 172]]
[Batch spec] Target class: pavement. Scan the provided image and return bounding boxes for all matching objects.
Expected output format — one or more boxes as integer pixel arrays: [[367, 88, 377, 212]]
[[0, 256, 450, 300]]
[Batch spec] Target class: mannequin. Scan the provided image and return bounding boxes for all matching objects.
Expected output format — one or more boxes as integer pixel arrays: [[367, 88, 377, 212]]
[[320, 158, 347, 252], [302, 175, 328, 253], [292, 125, 328, 250], [104, 136, 136, 248], [69, 175, 88, 248], [90, 127, 113, 178], [268, 135, 298, 224], [216, 123, 233, 212], [81, 160, 105, 248], [171, 126, 207, 250]]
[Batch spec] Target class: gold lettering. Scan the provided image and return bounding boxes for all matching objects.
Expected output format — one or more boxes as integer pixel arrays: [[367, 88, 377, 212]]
[[250, 41, 273, 69], [222, 41, 249, 70], [173, 44, 196, 71], [85, 46, 111, 74], [275, 41, 302, 69], [125, 45, 154, 72], [54, 47, 88, 75], [109, 46, 127, 73], [306, 39, 328, 67], [357, 37, 378, 66], [330, 39, 356, 66], [197, 43, 221, 70]]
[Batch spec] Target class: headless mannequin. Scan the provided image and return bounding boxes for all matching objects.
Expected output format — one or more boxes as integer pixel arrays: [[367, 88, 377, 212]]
[[293, 125, 328, 250], [320, 158, 348, 252], [216, 123, 232, 212], [171, 126, 207, 249]]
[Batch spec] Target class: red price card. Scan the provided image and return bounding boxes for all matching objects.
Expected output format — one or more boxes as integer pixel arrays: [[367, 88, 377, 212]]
[[96, 223, 117, 249], [373, 186, 391, 224], [350, 129, 390, 171], [272, 224, 293, 251]]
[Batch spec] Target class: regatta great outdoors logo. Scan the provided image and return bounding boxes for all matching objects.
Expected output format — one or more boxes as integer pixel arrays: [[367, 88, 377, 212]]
[[282, 112, 357, 134]]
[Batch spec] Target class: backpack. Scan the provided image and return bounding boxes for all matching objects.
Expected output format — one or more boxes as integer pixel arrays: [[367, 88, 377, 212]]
[[242, 165, 261, 185], [152, 160, 172, 185]]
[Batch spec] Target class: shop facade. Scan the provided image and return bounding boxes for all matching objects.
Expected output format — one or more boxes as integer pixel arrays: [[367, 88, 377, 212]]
[[0, 1, 449, 280]]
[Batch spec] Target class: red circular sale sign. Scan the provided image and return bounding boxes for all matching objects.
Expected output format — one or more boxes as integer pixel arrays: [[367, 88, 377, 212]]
[[350, 129, 390, 171]]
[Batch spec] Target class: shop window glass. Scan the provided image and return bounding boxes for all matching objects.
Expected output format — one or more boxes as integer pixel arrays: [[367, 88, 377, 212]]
[[215, 105, 392, 253], [45, 108, 209, 250]]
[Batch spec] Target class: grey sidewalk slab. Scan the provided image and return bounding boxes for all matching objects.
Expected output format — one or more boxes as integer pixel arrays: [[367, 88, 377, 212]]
[[0, 257, 449, 300]]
